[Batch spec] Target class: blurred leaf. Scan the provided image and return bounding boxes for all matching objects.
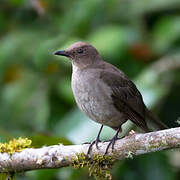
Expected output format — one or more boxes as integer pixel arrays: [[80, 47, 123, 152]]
[[113, 152, 175, 180], [11, 0, 24, 6], [59, 0, 101, 36], [30, 134, 72, 148], [152, 16, 180, 54], [0, 173, 8, 180], [33, 37, 65, 69], [56, 77, 74, 104], [88, 25, 129, 63], [135, 55, 179, 107], [131, 0, 180, 15], [0, 75, 50, 133], [3, 64, 23, 83], [26, 169, 58, 180], [135, 69, 168, 107]]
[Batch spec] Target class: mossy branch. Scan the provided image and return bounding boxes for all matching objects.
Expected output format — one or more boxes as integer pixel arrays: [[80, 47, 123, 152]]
[[0, 127, 180, 178]]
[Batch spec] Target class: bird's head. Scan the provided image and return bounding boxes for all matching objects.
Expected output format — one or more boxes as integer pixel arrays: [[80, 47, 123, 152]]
[[54, 42, 101, 68]]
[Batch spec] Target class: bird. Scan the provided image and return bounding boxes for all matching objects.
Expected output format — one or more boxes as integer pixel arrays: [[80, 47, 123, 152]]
[[54, 41, 168, 154]]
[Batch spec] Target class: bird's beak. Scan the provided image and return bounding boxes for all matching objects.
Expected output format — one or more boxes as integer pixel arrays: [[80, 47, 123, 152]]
[[54, 50, 70, 57]]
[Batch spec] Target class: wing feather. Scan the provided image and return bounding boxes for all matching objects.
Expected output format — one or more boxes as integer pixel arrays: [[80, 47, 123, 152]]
[[100, 70, 149, 132]]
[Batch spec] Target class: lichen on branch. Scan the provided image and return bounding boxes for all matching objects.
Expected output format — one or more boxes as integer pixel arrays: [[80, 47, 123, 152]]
[[71, 152, 116, 180], [0, 137, 32, 154]]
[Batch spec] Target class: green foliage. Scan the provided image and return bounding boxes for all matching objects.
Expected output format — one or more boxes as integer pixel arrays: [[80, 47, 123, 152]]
[[0, 173, 15, 180], [0, 0, 180, 179], [30, 134, 72, 148], [152, 16, 180, 54]]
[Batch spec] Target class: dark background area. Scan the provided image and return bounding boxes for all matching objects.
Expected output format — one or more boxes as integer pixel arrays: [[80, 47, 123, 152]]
[[0, 0, 180, 179]]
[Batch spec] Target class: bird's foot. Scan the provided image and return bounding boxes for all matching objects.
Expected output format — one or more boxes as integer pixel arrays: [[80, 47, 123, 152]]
[[87, 125, 103, 155], [104, 136, 119, 155], [87, 137, 101, 155], [104, 127, 122, 155]]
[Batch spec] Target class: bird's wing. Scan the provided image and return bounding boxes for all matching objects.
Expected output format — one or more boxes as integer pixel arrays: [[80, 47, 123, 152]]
[[100, 69, 149, 132]]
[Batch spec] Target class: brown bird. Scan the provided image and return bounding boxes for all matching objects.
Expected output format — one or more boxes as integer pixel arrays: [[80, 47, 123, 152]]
[[54, 42, 167, 154]]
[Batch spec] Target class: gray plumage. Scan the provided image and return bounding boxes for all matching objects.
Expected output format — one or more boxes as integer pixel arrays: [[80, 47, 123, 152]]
[[54, 41, 167, 153]]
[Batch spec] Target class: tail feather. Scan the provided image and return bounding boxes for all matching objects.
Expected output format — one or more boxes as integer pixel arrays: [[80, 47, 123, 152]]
[[145, 108, 168, 131]]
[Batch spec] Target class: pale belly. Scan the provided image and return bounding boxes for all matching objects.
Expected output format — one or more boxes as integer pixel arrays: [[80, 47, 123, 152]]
[[71, 71, 127, 128]]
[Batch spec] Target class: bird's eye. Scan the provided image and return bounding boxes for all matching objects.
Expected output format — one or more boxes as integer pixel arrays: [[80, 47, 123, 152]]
[[77, 48, 83, 54]]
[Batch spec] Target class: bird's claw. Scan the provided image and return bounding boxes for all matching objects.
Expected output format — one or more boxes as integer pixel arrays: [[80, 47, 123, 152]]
[[95, 139, 100, 149], [104, 127, 121, 155], [104, 136, 118, 155], [87, 138, 101, 155]]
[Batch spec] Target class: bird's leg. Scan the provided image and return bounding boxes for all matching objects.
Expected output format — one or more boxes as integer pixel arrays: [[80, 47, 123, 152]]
[[105, 127, 122, 155], [95, 124, 103, 149], [87, 125, 103, 154]]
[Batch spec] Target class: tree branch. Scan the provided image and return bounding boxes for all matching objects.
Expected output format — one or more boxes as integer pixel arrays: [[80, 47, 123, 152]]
[[0, 127, 180, 173]]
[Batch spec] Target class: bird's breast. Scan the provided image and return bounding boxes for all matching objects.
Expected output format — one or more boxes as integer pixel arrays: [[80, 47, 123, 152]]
[[71, 68, 125, 127]]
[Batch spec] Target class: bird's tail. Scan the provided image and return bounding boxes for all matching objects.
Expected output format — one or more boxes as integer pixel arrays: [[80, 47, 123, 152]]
[[145, 108, 168, 131]]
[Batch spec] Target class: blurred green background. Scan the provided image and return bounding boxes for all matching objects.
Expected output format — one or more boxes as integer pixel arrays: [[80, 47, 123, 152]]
[[0, 0, 180, 179]]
